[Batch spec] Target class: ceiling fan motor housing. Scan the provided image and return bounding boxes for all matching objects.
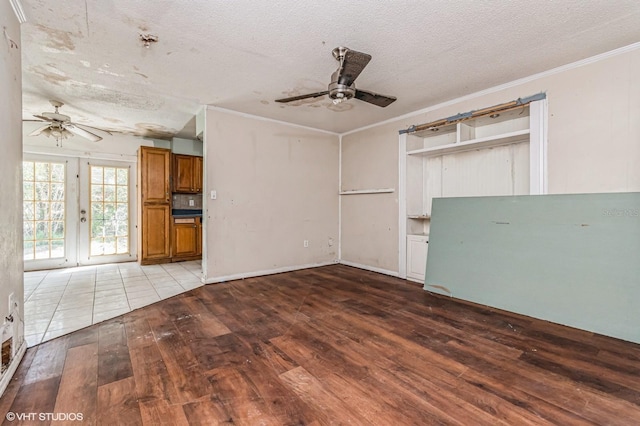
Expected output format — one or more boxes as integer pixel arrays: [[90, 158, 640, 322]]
[[328, 70, 355, 100]]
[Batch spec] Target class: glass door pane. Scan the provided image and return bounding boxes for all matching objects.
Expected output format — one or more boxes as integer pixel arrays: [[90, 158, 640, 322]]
[[23, 161, 66, 260], [23, 157, 77, 271], [78, 160, 136, 265], [89, 165, 130, 256]]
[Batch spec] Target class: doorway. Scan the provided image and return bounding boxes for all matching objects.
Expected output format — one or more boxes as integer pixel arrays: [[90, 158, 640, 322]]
[[23, 155, 137, 271]]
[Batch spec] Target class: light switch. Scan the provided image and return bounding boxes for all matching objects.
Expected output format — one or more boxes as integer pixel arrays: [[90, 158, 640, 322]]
[[210, 190, 217, 200]]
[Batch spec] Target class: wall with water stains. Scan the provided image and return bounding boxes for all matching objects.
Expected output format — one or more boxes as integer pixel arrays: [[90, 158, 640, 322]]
[[0, 0, 26, 395]]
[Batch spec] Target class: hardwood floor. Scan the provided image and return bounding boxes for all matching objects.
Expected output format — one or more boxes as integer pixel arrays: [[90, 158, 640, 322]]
[[2, 264, 640, 425]]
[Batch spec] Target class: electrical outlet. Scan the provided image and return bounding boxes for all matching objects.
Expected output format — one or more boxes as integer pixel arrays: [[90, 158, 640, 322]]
[[189, 199, 195, 206], [328, 238, 334, 247], [303, 240, 309, 248]]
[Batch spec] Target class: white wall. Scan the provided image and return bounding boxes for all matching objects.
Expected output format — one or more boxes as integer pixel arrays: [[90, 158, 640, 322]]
[[340, 129, 399, 273], [341, 45, 640, 274], [0, 0, 26, 396], [203, 108, 339, 281]]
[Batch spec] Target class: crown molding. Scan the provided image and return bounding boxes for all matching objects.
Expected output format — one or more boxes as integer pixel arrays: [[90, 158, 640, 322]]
[[9, 0, 27, 23], [205, 105, 339, 136]]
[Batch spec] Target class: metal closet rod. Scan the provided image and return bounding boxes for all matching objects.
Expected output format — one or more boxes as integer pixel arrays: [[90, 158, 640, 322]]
[[399, 92, 546, 135]]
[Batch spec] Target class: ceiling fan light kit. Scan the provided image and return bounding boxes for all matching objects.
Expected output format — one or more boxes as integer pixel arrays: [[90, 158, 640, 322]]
[[276, 46, 397, 108], [28, 100, 105, 146]]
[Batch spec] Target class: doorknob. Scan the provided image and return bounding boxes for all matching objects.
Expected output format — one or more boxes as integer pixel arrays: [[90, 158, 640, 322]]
[[80, 209, 87, 223]]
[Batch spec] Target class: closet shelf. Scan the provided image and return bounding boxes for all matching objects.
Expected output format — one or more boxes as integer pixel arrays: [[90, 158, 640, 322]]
[[339, 188, 395, 195], [407, 129, 530, 157]]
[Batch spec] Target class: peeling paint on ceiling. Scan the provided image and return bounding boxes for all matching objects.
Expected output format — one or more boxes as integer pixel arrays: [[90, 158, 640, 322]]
[[19, 0, 640, 138]]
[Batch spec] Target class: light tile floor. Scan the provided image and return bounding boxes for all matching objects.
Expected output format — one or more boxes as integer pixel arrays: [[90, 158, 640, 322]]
[[23, 260, 203, 347]]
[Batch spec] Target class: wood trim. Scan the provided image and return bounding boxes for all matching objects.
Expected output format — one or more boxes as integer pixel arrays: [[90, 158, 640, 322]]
[[529, 99, 548, 194], [398, 134, 407, 279]]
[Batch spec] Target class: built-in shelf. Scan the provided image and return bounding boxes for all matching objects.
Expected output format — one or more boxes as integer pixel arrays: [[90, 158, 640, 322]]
[[339, 188, 395, 195], [401, 99, 543, 282], [407, 129, 530, 157]]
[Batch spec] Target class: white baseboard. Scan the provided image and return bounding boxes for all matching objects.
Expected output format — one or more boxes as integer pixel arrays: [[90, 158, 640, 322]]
[[406, 275, 424, 285], [338, 260, 399, 278], [0, 340, 26, 398], [205, 260, 339, 284]]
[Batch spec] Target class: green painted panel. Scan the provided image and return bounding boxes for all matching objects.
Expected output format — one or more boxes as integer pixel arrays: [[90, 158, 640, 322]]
[[425, 192, 640, 344]]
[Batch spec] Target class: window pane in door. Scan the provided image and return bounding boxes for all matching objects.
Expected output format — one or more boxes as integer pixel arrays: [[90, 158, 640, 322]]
[[89, 165, 130, 256], [23, 161, 66, 261]]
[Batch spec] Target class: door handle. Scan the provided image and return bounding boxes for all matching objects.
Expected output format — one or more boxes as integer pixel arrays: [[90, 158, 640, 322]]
[[80, 209, 87, 223]]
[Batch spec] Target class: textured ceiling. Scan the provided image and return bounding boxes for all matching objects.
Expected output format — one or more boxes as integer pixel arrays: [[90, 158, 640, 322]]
[[19, 0, 640, 138]]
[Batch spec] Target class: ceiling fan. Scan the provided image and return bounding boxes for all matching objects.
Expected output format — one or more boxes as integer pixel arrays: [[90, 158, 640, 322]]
[[28, 100, 107, 145], [275, 46, 397, 108]]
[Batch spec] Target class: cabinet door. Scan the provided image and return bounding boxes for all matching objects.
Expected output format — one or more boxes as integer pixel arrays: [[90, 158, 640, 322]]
[[140, 147, 170, 203], [173, 222, 199, 257], [196, 217, 202, 256], [194, 156, 203, 193], [173, 154, 194, 193], [142, 204, 170, 260], [407, 236, 428, 282]]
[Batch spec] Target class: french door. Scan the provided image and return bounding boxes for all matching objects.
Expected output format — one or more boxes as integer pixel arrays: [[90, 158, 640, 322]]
[[23, 155, 137, 271]]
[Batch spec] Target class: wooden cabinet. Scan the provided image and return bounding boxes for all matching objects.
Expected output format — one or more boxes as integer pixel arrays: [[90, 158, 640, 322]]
[[141, 204, 171, 261], [194, 156, 203, 193], [171, 217, 202, 261], [173, 154, 203, 193], [140, 147, 171, 203], [196, 216, 202, 257], [138, 146, 171, 264]]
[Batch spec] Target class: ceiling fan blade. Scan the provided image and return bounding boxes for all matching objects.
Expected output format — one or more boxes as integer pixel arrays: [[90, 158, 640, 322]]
[[354, 89, 397, 107], [28, 124, 51, 137], [73, 123, 113, 135], [33, 114, 53, 122], [65, 123, 102, 142], [338, 49, 371, 86], [275, 91, 329, 103]]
